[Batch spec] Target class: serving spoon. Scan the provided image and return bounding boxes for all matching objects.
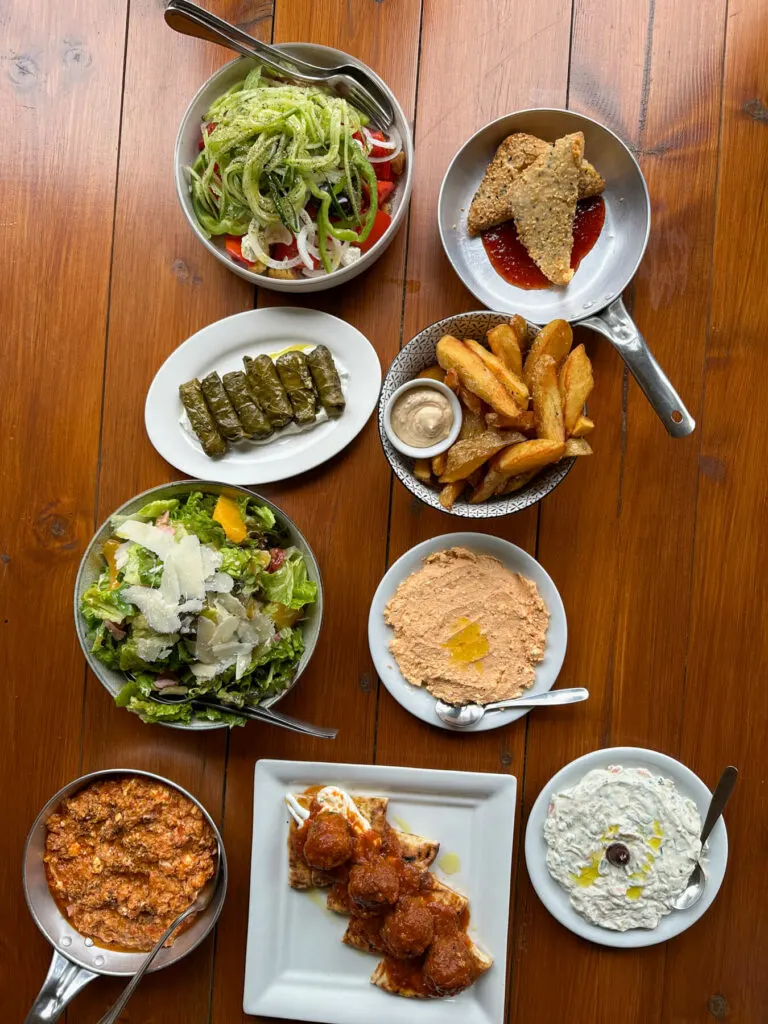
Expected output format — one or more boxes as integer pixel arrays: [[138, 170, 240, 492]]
[[671, 765, 738, 911], [435, 687, 589, 728], [96, 849, 222, 1024], [152, 691, 337, 739]]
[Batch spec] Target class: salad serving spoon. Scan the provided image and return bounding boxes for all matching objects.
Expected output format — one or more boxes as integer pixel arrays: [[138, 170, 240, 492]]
[[671, 765, 738, 911], [96, 847, 222, 1024], [435, 687, 589, 728], [164, 0, 394, 128], [152, 692, 338, 739]]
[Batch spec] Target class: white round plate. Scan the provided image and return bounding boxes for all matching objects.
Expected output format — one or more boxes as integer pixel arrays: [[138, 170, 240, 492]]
[[368, 532, 567, 732], [145, 307, 381, 485], [524, 746, 729, 948]]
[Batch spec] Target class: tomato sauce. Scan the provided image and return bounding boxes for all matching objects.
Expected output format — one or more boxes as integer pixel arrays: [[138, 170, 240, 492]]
[[481, 195, 605, 289]]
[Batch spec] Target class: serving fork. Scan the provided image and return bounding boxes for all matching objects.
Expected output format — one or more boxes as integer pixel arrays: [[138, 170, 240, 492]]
[[164, 0, 394, 129]]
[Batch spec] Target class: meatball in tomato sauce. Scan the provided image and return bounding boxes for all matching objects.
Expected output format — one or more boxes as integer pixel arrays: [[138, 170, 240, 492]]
[[303, 812, 353, 871], [348, 858, 399, 913], [381, 896, 434, 958], [423, 932, 474, 995]]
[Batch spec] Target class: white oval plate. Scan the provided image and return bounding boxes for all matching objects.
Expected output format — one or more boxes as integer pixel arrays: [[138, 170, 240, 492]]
[[145, 307, 381, 485], [524, 746, 729, 948], [368, 533, 567, 732]]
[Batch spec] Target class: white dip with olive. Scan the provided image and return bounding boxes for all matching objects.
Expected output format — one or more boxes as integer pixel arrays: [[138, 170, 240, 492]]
[[543, 765, 703, 931]]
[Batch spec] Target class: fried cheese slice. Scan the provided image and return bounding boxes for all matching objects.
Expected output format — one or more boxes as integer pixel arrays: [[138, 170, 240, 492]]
[[467, 131, 604, 235], [507, 134, 583, 285]]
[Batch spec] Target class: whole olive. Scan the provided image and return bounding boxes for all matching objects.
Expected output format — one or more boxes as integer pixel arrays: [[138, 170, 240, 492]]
[[606, 842, 631, 867]]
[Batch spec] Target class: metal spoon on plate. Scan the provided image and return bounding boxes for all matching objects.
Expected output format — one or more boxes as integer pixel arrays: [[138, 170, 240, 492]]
[[96, 846, 222, 1024], [672, 765, 738, 911], [435, 687, 589, 728]]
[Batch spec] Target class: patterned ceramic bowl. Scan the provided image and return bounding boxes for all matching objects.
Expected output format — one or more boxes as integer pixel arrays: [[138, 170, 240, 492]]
[[378, 312, 575, 518]]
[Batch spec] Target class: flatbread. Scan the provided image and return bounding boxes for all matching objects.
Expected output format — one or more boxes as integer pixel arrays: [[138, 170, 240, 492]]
[[467, 131, 604, 235], [507, 134, 582, 285], [370, 941, 493, 999]]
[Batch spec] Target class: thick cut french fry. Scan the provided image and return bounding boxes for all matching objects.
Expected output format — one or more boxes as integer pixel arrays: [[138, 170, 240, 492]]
[[417, 364, 444, 382], [444, 368, 460, 392], [436, 335, 524, 419], [460, 406, 487, 439], [466, 467, 484, 489], [559, 344, 594, 434], [497, 470, 537, 495], [413, 458, 432, 482], [439, 480, 466, 510], [470, 466, 510, 503], [508, 314, 531, 353], [571, 414, 594, 437], [464, 338, 529, 406], [532, 355, 565, 443], [486, 410, 536, 434], [523, 319, 573, 389], [458, 385, 484, 415], [487, 324, 524, 378], [431, 452, 447, 476], [563, 437, 593, 457], [440, 429, 524, 483], [493, 438, 565, 476]]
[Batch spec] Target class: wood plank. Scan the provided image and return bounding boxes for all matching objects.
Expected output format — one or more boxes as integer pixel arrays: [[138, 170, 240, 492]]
[[68, 3, 262, 1022], [512, 0, 728, 1021], [209, 3, 424, 1021], [661, 0, 768, 1019], [373, 0, 573, 1016], [0, 2, 128, 1019]]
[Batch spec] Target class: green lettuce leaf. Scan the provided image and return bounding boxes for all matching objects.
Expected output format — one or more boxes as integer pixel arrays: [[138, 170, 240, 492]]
[[258, 549, 317, 609], [134, 498, 179, 520], [170, 491, 226, 546], [89, 623, 122, 670], [121, 543, 162, 587], [81, 582, 134, 625]]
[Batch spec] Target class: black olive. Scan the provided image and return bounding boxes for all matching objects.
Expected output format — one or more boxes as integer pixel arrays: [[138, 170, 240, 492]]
[[606, 842, 631, 867]]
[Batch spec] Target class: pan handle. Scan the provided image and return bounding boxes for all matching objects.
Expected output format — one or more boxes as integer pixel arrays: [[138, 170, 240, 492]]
[[25, 949, 98, 1023], [580, 296, 695, 438]]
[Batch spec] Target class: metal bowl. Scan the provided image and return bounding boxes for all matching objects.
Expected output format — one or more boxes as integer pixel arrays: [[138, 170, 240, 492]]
[[378, 312, 575, 518], [23, 768, 227, 1022], [74, 480, 323, 730], [174, 45, 414, 293]]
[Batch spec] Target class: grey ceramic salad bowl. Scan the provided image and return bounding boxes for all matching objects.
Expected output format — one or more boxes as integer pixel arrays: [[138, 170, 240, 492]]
[[74, 480, 323, 731], [378, 312, 576, 518], [174, 44, 414, 293]]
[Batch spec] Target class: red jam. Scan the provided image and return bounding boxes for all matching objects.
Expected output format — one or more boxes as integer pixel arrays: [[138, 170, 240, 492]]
[[481, 196, 606, 289]]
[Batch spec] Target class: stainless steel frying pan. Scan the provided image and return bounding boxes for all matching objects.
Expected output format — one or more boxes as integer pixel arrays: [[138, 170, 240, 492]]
[[438, 108, 694, 438], [23, 769, 227, 1023]]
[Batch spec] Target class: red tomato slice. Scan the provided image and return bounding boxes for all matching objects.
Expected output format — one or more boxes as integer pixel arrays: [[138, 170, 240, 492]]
[[359, 210, 392, 253], [271, 239, 299, 262], [225, 236, 256, 267], [377, 181, 395, 205], [198, 121, 217, 151], [374, 160, 391, 181]]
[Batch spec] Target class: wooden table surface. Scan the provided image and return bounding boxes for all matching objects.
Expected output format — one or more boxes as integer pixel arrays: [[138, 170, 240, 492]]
[[4, 0, 767, 1021]]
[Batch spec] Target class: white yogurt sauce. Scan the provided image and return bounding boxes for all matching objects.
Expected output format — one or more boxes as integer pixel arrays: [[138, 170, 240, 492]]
[[543, 765, 702, 931]]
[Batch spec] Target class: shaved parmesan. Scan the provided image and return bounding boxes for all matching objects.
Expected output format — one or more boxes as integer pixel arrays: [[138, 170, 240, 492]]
[[115, 521, 175, 560], [122, 586, 199, 633], [136, 636, 176, 663], [173, 534, 206, 600], [201, 546, 223, 580], [207, 572, 234, 593]]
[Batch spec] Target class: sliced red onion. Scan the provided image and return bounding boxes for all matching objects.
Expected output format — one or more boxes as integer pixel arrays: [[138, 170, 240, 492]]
[[242, 227, 303, 270], [362, 126, 400, 151]]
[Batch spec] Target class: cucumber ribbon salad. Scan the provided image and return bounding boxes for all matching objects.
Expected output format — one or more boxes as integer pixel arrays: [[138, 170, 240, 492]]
[[187, 64, 404, 278], [80, 492, 317, 726]]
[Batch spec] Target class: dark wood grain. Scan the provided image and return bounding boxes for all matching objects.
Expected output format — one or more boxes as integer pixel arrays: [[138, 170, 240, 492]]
[[68, 2, 262, 1021], [512, 0, 729, 1022], [4, 0, 768, 1021], [0, 1, 128, 1016]]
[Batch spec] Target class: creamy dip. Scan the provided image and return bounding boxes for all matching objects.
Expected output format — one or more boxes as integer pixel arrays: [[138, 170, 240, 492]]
[[390, 386, 453, 448], [384, 546, 549, 704], [544, 765, 702, 931]]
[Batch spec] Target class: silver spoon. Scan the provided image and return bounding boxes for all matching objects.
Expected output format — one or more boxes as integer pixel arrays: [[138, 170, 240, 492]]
[[152, 691, 337, 739], [435, 687, 589, 728], [672, 765, 738, 911], [96, 849, 222, 1024]]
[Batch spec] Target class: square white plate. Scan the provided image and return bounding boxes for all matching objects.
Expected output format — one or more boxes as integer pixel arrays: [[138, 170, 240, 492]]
[[243, 760, 517, 1024]]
